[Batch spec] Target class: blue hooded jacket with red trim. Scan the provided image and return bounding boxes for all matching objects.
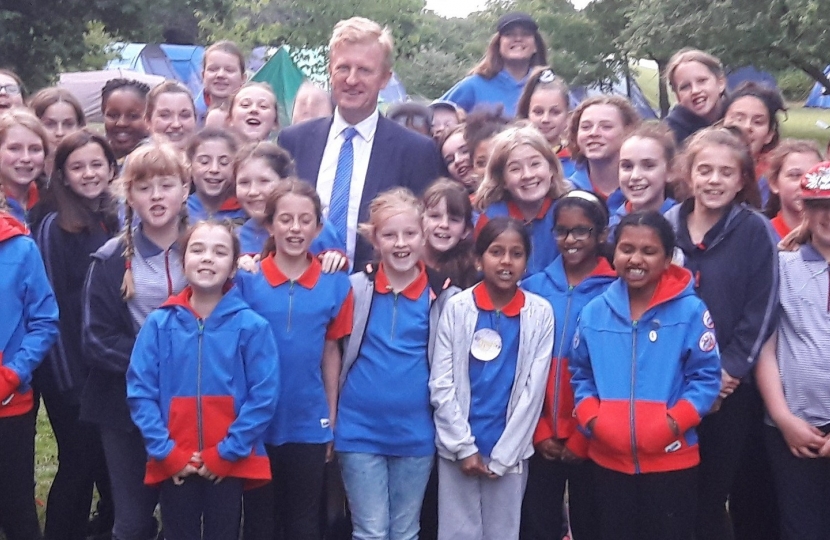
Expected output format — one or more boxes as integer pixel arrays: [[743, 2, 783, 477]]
[[569, 265, 721, 474], [127, 286, 279, 488], [522, 256, 617, 456], [0, 213, 59, 417]]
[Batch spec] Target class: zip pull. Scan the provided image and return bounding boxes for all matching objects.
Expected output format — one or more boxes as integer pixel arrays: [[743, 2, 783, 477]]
[[2, 394, 13, 406]]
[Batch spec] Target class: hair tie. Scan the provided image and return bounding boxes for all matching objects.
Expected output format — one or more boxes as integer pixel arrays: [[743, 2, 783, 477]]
[[539, 69, 555, 83]]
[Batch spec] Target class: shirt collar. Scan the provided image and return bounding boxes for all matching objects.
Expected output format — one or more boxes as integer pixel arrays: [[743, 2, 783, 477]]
[[472, 282, 525, 317], [374, 261, 428, 300], [507, 196, 553, 222], [331, 108, 379, 143], [134, 224, 166, 259], [260, 253, 322, 289], [801, 242, 829, 263]]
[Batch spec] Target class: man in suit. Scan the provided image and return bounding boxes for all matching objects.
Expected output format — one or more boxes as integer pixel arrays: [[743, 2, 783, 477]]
[[278, 17, 442, 270]]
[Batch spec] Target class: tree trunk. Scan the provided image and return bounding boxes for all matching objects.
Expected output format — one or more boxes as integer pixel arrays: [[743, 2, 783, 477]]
[[792, 59, 830, 96], [653, 56, 670, 118]]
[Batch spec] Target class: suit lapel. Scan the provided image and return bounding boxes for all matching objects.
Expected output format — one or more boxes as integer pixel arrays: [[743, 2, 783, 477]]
[[303, 117, 334, 188], [362, 115, 392, 219]]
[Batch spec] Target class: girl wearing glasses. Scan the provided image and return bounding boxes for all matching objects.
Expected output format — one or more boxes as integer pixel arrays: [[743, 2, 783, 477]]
[[0, 70, 24, 112]]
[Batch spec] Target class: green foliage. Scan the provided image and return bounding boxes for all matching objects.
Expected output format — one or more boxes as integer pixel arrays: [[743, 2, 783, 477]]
[[776, 68, 815, 102], [58, 21, 123, 73]]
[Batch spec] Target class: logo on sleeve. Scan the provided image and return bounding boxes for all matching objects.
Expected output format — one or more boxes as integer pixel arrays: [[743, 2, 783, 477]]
[[572, 330, 580, 350], [699, 331, 716, 352], [702, 310, 714, 329]]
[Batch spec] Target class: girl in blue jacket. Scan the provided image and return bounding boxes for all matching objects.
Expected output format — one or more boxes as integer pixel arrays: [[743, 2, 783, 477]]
[[521, 190, 616, 540], [235, 178, 353, 540], [128, 220, 279, 540], [0, 197, 59, 540], [186, 128, 246, 223], [0, 109, 49, 228], [570, 211, 720, 540], [474, 125, 570, 277]]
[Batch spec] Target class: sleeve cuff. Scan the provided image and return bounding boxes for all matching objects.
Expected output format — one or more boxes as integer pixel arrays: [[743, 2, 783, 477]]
[[574, 396, 600, 429], [200, 446, 235, 477], [456, 443, 479, 461], [158, 446, 193, 478], [564, 431, 590, 459], [0, 366, 20, 400], [668, 399, 702, 433], [487, 459, 507, 477]]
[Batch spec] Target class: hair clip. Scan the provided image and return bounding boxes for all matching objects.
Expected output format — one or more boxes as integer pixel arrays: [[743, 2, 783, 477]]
[[539, 69, 555, 84]]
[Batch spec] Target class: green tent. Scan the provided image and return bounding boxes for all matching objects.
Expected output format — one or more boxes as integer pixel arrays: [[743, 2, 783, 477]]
[[250, 46, 306, 128]]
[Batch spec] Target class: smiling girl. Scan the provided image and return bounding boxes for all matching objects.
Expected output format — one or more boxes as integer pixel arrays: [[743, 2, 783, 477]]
[[440, 125, 475, 192], [664, 127, 778, 540], [186, 128, 245, 222], [35, 129, 119, 540], [764, 139, 823, 239], [613, 122, 681, 233], [127, 220, 278, 540], [0, 109, 49, 227], [422, 178, 477, 289], [664, 48, 727, 145], [568, 95, 641, 214], [570, 211, 720, 540], [0, 69, 25, 112], [146, 81, 197, 152], [228, 83, 279, 142], [430, 216, 553, 540], [336, 188, 458, 540], [101, 79, 150, 163], [475, 125, 570, 277], [196, 41, 246, 125], [521, 190, 616, 540]]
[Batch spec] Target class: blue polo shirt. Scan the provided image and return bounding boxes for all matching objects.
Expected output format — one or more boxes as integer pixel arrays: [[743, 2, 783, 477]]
[[236, 217, 345, 256], [568, 164, 626, 215], [475, 197, 558, 278], [468, 284, 523, 457], [335, 263, 435, 457], [441, 70, 529, 117], [236, 254, 353, 445]]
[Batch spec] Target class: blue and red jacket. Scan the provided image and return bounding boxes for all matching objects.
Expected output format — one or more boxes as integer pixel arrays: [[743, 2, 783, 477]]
[[0, 213, 59, 418], [475, 197, 558, 277], [567, 163, 626, 215], [187, 194, 248, 224], [570, 265, 721, 474], [522, 256, 616, 457], [127, 286, 279, 488]]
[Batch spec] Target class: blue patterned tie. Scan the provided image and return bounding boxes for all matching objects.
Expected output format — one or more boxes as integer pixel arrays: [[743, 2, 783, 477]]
[[330, 127, 358, 243]]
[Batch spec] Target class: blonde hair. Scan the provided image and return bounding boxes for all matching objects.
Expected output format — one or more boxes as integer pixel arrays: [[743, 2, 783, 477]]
[[330, 17, 395, 71], [145, 80, 195, 120], [475, 125, 568, 211], [679, 127, 760, 208], [357, 187, 423, 241], [665, 48, 724, 92], [117, 143, 189, 299], [0, 108, 50, 154]]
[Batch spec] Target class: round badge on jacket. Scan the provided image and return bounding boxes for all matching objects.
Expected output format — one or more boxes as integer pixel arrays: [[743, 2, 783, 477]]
[[471, 328, 502, 361]]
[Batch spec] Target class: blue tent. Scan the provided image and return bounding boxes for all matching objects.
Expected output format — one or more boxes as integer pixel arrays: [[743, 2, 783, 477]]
[[106, 43, 205, 97], [159, 44, 204, 97], [726, 66, 777, 91], [570, 70, 657, 120], [805, 66, 830, 108]]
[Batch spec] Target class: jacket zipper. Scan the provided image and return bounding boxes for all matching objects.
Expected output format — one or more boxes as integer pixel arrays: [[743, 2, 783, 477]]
[[390, 293, 398, 340], [287, 281, 295, 331], [551, 287, 574, 435], [197, 319, 205, 452], [630, 320, 640, 473]]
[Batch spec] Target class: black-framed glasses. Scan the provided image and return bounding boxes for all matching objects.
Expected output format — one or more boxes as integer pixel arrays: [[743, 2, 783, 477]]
[[553, 225, 593, 241], [0, 84, 21, 95]]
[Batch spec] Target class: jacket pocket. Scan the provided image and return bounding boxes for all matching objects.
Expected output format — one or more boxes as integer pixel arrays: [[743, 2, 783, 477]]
[[591, 400, 630, 456], [635, 403, 679, 454]]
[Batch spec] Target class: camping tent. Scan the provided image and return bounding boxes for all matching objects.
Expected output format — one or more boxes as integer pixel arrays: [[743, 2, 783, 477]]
[[806, 66, 830, 108], [58, 69, 167, 123], [726, 66, 778, 91], [250, 46, 307, 128], [569, 70, 657, 120]]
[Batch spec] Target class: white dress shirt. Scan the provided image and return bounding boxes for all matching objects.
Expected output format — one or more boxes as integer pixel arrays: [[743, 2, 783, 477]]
[[316, 108, 379, 262]]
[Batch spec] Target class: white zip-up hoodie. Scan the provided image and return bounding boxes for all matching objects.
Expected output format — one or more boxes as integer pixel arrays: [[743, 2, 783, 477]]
[[429, 287, 554, 476]]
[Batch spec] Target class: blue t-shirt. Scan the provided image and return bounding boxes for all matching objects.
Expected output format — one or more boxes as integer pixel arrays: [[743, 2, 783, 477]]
[[335, 265, 435, 457], [441, 70, 529, 118], [468, 284, 523, 457], [235, 255, 353, 445], [475, 197, 558, 278]]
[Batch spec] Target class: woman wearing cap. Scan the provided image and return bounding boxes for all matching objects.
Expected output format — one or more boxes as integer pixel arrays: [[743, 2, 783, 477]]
[[755, 161, 830, 540], [440, 12, 547, 118]]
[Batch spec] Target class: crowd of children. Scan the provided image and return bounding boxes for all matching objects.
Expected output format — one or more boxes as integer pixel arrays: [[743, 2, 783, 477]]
[[1, 14, 830, 540]]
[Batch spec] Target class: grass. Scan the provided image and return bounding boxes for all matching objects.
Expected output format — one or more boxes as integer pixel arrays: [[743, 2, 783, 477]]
[[631, 63, 830, 146], [35, 402, 59, 524]]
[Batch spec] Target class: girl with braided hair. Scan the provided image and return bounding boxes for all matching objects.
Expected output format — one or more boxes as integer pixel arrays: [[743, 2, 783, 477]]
[[80, 143, 189, 540], [101, 78, 150, 163]]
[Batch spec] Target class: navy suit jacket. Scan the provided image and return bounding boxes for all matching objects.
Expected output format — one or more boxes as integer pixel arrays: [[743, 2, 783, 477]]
[[278, 114, 442, 270]]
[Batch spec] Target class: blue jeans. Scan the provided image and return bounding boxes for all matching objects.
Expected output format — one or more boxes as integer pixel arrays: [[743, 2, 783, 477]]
[[338, 452, 433, 540]]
